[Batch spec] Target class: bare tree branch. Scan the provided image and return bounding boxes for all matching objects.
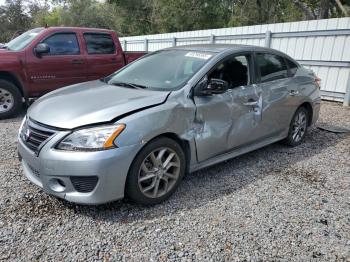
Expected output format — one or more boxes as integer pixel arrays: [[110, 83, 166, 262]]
[[335, 0, 348, 16], [292, 0, 316, 19]]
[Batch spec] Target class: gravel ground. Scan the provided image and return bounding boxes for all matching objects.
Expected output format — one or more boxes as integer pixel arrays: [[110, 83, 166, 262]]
[[0, 101, 349, 261]]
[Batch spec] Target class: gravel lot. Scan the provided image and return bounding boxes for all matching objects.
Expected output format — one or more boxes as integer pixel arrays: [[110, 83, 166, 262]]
[[0, 101, 349, 261]]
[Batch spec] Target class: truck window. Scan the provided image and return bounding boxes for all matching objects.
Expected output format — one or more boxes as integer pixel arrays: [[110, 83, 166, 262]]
[[83, 33, 115, 54], [6, 28, 44, 51], [42, 33, 80, 55]]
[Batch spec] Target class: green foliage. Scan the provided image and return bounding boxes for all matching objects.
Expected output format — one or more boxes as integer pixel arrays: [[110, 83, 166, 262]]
[[0, 0, 349, 43]]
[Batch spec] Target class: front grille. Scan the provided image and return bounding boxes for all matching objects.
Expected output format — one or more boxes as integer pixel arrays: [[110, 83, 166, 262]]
[[70, 176, 98, 193], [21, 119, 55, 153]]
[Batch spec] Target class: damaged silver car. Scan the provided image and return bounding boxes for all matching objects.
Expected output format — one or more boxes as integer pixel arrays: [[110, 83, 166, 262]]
[[18, 44, 321, 205]]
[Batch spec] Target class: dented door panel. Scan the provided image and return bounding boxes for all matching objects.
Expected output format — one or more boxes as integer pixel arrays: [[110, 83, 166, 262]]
[[228, 84, 263, 149], [257, 78, 294, 138], [193, 92, 233, 162]]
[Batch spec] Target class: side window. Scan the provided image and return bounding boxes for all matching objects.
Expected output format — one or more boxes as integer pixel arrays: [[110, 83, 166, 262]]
[[286, 58, 298, 77], [256, 53, 288, 82], [43, 33, 80, 55], [84, 33, 115, 54], [209, 55, 250, 88]]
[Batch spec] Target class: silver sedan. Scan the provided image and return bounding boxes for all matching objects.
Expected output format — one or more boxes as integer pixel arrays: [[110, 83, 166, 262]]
[[18, 44, 321, 205]]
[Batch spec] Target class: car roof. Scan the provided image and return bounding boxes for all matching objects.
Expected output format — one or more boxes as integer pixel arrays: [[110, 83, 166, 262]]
[[166, 44, 285, 55]]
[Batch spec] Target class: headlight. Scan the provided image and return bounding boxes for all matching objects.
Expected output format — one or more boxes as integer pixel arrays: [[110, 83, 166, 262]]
[[18, 116, 27, 135], [56, 124, 125, 151]]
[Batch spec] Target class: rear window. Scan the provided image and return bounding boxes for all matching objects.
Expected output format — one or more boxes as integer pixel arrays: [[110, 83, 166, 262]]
[[286, 58, 298, 76], [84, 33, 115, 54], [256, 53, 288, 82]]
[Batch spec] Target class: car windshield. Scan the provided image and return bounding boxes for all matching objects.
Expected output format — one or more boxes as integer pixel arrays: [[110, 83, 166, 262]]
[[6, 28, 44, 51], [107, 50, 214, 91]]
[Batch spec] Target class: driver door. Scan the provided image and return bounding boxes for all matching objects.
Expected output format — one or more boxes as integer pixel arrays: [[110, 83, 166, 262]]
[[25, 32, 87, 96], [194, 53, 263, 162]]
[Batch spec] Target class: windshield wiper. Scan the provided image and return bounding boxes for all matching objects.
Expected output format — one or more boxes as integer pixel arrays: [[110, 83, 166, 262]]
[[110, 81, 148, 89]]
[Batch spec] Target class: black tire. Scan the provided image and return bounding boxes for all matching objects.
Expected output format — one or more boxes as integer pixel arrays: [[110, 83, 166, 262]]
[[0, 79, 23, 119], [284, 106, 309, 147], [125, 137, 186, 205]]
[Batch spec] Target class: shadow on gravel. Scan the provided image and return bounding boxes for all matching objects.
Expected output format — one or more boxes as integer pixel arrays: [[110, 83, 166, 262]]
[[6, 125, 348, 224], [65, 126, 348, 223]]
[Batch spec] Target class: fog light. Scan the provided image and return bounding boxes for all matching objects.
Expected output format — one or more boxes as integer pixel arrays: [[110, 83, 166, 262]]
[[48, 178, 66, 192]]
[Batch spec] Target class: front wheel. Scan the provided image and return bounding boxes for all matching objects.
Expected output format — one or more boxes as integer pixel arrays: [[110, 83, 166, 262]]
[[125, 137, 186, 205], [284, 107, 309, 146], [0, 80, 22, 119]]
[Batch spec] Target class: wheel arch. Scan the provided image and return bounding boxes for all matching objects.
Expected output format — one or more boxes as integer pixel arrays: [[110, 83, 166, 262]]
[[129, 132, 192, 176], [147, 133, 191, 173], [299, 101, 313, 126], [0, 71, 27, 99]]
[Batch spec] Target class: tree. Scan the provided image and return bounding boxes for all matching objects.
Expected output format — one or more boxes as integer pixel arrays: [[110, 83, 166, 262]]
[[0, 0, 349, 42], [293, 0, 350, 19], [0, 0, 32, 42]]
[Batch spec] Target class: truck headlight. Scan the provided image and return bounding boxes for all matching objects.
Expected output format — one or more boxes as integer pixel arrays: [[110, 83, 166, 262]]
[[56, 124, 125, 151]]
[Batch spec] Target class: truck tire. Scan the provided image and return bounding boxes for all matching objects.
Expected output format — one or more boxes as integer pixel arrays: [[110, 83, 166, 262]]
[[0, 79, 23, 119]]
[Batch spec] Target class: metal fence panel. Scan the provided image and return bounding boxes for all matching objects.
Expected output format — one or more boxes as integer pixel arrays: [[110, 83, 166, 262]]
[[120, 18, 350, 104]]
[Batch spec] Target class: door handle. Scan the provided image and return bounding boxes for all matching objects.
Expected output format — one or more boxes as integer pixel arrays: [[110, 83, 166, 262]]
[[71, 59, 83, 64], [289, 90, 299, 96], [243, 99, 258, 106]]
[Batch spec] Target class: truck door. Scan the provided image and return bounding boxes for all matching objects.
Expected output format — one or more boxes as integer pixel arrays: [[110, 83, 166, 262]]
[[82, 32, 125, 80], [25, 32, 87, 95]]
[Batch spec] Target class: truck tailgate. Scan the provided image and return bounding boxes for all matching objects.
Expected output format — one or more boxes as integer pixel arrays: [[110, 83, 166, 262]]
[[124, 52, 147, 64]]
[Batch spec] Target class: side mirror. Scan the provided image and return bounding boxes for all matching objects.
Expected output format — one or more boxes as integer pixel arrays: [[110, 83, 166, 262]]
[[34, 43, 50, 56], [194, 77, 229, 96]]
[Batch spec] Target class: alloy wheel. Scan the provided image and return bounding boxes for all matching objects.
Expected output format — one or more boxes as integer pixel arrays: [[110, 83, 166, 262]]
[[0, 88, 14, 113], [291, 110, 307, 143], [138, 147, 181, 198]]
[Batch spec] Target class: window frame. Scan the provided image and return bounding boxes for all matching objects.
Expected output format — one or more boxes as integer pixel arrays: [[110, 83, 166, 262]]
[[284, 57, 299, 77], [83, 32, 116, 55], [254, 51, 290, 83], [38, 32, 81, 56], [205, 52, 255, 89]]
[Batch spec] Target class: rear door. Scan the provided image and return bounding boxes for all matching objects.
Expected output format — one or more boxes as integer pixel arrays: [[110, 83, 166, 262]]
[[25, 32, 87, 95], [254, 52, 292, 138], [83, 32, 124, 80]]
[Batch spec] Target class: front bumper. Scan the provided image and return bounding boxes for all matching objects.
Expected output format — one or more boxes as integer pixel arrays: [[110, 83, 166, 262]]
[[18, 131, 141, 205]]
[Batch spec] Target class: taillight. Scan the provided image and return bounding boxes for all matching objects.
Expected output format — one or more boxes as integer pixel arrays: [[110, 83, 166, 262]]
[[315, 76, 321, 89]]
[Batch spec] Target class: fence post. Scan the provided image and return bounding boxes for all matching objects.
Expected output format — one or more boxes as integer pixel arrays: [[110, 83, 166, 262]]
[[144, 39, 148, 52], [344, 74, 350, 106], [122, 40, 127, 51], [265, 30, 272, 47], [210, 34, 215, 44], [172, 37, 177, 47]]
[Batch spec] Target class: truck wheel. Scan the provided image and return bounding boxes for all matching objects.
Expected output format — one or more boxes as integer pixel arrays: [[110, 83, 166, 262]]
[[0, 80, 22, 119]]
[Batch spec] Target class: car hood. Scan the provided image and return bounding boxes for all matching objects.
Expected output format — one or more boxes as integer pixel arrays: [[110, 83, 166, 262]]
[[28, 80, 170, 129]]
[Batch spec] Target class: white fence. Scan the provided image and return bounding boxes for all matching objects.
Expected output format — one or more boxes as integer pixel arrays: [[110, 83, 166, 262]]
[[120, 18, 350, 105]]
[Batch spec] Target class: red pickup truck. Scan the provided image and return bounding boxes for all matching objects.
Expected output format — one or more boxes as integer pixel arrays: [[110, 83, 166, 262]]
[[0, 27, 146, 119]]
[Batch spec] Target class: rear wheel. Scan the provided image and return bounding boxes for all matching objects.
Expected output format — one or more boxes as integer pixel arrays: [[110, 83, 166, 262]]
[[126, 137, 186, 205], [0, 80, 22, 119], [284, 107, 309, 146]]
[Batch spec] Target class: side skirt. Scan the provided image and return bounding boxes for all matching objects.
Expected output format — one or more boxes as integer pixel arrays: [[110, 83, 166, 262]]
[[189, 134, 286, 173]]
